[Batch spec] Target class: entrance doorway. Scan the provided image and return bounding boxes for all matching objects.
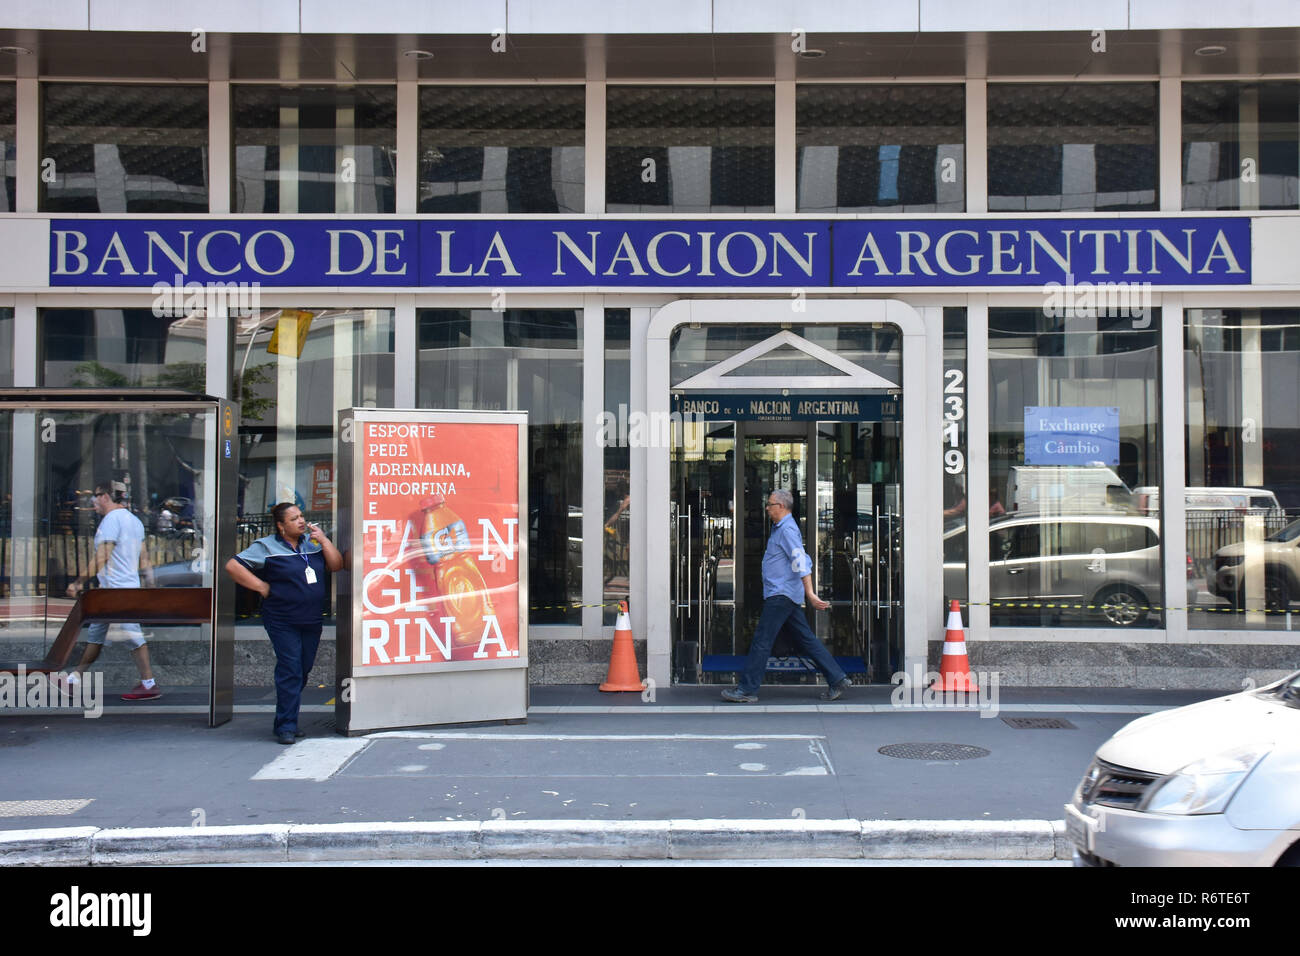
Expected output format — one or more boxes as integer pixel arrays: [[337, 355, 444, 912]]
[[671, 414, 902, 684]]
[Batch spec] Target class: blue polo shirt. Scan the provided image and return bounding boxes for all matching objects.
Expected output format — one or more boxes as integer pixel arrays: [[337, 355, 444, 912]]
[[762, 514, 812, 604], [235, 533, 328, 624]]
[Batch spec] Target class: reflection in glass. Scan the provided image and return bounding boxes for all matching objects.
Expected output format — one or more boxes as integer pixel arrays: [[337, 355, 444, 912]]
[[40, 310, 207, 389], [233, 86, 396, 213], [988, 308, 1162, 627], [797, 85, 964, 213], [419, 86, 584, 213], [0, 83, 14, 212], [606, 86, 774, 212], [987, 84, 1157, 212], [603, 310, 631, 625], [0, 406, 215, 691], [1183, 82, 1299, 211], [233, 309, 395, 622], [0, 309, 12, 388], [417, 309, 583, 626], [1186, 309, 1300, 629], [42, 84, 208, 213]]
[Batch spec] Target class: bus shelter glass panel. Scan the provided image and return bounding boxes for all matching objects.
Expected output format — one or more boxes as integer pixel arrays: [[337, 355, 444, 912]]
[[1185, 308, 1300, 629], [988, 308, 1163, 628], [0, 404, 216, 696]]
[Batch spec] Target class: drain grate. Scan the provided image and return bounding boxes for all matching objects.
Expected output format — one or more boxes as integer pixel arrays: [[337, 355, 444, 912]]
[[878, 742, 990, 761], [0, 798, 94, 817], [1001, 717, 1076, 730]]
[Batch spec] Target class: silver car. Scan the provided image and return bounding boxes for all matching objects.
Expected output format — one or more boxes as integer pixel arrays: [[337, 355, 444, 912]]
[[1067, 671, 1300, 866], [944, 514, 1171, 626]]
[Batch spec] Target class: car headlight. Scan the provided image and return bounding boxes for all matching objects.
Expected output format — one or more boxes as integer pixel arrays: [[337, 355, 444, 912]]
[[1141, 743, 1272, 815]]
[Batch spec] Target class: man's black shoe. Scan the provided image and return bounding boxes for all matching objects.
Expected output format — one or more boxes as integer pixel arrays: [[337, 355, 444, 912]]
[[820, 677, 853, 701], [275, 732, 296, 745]]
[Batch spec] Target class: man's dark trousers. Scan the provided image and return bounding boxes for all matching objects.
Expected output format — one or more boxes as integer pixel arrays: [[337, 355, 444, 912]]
[[737, 595, 846, 695], [263, 617, 322, 735]]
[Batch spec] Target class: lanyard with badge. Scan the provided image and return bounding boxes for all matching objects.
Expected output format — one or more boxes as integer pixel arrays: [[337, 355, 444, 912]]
[[298, 536, 317, 584]]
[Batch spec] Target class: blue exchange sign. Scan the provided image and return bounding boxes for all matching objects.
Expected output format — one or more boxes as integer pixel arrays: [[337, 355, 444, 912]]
[[1024, 406, 1120, 466]]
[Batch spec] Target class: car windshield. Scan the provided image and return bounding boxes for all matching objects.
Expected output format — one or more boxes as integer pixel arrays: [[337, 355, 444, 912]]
[[1254, 671, 1300, 709], [1268, 518, 1300, 542]]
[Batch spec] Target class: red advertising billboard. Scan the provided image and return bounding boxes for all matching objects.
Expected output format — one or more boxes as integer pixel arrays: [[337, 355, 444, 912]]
[[356, 418, 521, 668], [310, 460, 334, 511]]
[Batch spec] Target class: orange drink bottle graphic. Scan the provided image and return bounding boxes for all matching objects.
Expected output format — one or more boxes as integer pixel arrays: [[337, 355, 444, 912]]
[[420, 493, 493, 646]]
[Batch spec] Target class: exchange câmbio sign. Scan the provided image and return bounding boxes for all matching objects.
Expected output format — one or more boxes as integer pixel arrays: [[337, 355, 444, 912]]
[[336, 408, 528, 734]]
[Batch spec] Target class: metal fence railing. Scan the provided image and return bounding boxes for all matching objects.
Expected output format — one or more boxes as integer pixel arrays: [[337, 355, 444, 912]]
[[1185, 509, 1293, 579]]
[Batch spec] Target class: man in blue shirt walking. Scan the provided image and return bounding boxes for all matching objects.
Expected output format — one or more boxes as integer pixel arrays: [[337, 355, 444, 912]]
[[722, 489, 852, 703]]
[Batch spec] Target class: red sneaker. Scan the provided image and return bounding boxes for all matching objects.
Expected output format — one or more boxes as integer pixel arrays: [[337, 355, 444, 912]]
[[121, 683, 162, 701]]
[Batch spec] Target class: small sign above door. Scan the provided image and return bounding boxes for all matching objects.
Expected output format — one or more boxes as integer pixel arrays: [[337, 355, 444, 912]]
[[671, 392, 900, 422]]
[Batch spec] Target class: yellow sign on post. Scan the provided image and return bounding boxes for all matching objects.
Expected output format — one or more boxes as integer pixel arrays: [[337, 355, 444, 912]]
[[267, 310, 314, 358]]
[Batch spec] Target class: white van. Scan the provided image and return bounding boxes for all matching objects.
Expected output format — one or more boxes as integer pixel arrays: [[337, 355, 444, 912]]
[[1005, 465, 1132, 515], [1132, 486, 1283, 517]]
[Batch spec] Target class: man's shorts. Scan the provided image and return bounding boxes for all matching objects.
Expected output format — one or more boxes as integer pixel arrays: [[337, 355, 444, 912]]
[[84, 621, 146, 649]]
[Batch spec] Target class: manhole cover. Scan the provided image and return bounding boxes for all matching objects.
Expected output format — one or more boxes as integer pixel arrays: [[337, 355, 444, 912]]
[[878, 742, 990, 761], [1001, 717, 1076, 730]]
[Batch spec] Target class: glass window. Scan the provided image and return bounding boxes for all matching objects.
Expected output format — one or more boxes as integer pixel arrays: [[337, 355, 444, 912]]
[[1186, 309, 1300, 629], [606, 86, 774, 212], [603, 310, 631, 625], [0, 83, 14, 212], [418, 86, 583, 213], [987, 84, 1157, 212], [0, 309, 12, 387], [989, 307, 1162, 628], [417, 309, 583, 626], [797, 85, 964, 213], [1183, 82, 1299, 211], [42, 84, 208, 213], [233, 309, 395, 623], [40, 310, 206, 389], [233, 86, 396, 213]]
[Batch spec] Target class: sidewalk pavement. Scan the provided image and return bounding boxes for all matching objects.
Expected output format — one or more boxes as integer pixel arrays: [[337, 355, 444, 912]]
[[0, 683, 1232, 864]]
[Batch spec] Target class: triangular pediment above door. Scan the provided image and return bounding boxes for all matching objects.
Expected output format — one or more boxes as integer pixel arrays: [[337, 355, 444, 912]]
[[673, 330, 899, 390]]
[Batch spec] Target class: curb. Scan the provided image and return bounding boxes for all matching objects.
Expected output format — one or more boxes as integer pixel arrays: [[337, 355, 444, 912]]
[[0, 819, 1069, 865]]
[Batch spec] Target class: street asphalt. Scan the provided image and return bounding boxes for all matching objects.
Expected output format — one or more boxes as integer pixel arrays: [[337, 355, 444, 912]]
[[0, 682, 1231, 863]]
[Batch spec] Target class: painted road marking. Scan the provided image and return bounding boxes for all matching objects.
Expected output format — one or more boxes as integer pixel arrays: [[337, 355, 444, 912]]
[[252, 738, 370, 782], [0, 798, 93, 817]]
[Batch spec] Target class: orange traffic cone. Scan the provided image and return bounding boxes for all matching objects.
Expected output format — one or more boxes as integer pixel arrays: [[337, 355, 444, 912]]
[[932, 599, 979, 692], [599, 601, 645, 692]]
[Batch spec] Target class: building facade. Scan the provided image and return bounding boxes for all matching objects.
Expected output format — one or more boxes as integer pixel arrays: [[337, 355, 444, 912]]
[[2, 2, 1299, 693]]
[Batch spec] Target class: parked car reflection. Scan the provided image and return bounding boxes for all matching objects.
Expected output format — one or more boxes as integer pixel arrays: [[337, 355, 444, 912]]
[[1210, 516, 1300, 613], [944, 514, 1188, 626]]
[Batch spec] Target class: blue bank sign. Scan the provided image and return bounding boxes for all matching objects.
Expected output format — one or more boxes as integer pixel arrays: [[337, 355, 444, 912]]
[[48, 217, 1250, 288], [1024, 406, 1121, 467]]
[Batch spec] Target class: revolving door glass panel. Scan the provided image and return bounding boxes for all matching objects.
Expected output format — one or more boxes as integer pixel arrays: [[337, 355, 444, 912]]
[[671, 415, 902, 685], [668, 322, 903, 685]]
